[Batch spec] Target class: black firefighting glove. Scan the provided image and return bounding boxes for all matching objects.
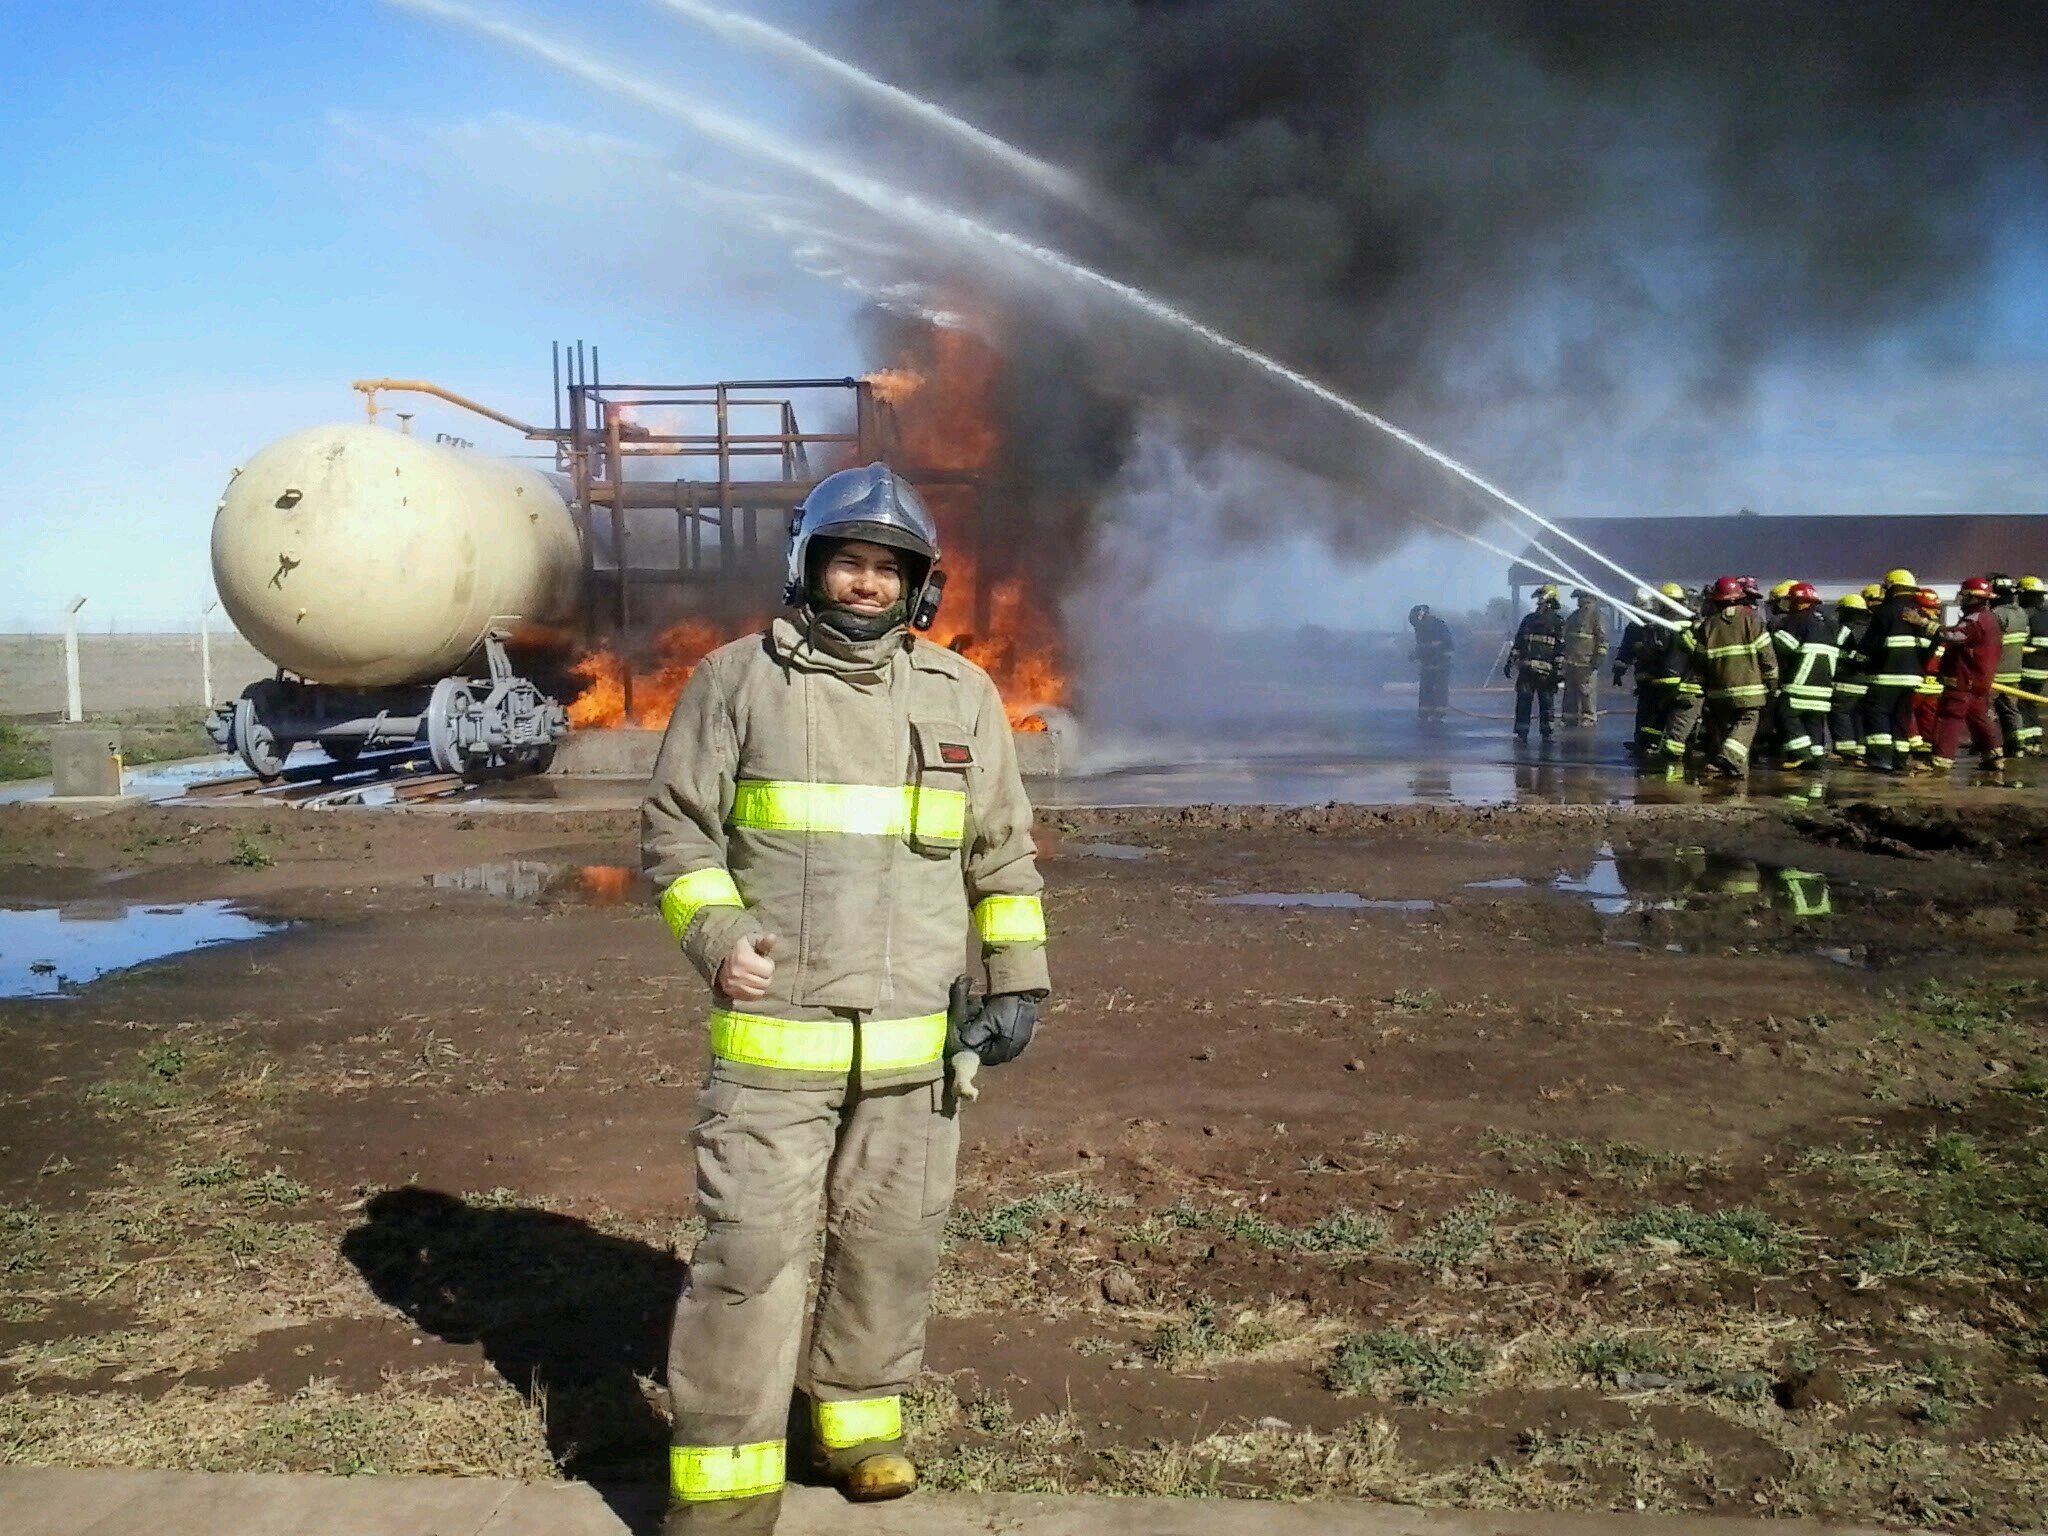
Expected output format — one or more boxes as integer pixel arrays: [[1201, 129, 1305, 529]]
[[1611, 667, 1627, 688], [957, 991, 1042, 1067], [1502, 659, 1515, 679]]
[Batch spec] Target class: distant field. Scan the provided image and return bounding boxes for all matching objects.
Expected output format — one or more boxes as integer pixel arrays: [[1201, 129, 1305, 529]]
[[0, 633, 269, 718]]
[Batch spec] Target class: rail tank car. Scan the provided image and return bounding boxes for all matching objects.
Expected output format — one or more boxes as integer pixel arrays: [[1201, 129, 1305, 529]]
[[209, 423, 583, 778]]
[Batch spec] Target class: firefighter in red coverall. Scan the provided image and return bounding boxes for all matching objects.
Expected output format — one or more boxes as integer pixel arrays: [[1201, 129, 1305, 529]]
[[1932, 577, 2006, 769], [1909, 588, 1947, 769]]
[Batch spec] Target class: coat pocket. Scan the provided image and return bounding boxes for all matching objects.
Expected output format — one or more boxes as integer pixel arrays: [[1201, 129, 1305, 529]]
[[907, 719, 973, 856]]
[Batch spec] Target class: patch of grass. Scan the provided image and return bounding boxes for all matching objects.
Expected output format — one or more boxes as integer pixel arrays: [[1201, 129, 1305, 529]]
[[242, 1170, 311, 1207], [0, 719, 41, 781], [1569, 1333, 1687, 1386], [1396, 1191, 1514, 1272], [1893, 978, 2041, 1038], [0, 1377, 557, 1477], [1385, 988, 1443, 1014], [226, 833, 273, 869], [0, 1204, 54, 1276], [1480, 1131, 1718, 1189], [1167, 1204, 1385, 1255], [945, 1181, 1118, 1246], [1599, 1205, 1798, 1271], [1327, 1327, 1488, 1403], [176, 1157, 250, 1190], [1141, 1298, 1335, 1373]]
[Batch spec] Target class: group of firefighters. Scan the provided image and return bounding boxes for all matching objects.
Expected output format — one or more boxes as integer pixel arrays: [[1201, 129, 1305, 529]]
[[1497, 571, 2048, 777]]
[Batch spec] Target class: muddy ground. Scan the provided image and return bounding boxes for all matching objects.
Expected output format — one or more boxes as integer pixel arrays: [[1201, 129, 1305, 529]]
[[0, 797, 2044, 1527]]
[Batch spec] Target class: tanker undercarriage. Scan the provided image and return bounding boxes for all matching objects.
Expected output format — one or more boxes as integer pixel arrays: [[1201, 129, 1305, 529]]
[[210, 633, 566, 781]]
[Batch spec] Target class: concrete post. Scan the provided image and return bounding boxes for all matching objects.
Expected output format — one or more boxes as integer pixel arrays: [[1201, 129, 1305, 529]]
[[200, 600, 218, 708], [62, 595, 86, 723]]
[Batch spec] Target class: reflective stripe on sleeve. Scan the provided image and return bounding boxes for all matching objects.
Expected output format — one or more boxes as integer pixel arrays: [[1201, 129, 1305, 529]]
[[658, 867, 744, 941], [974, 894, 1046, 945], [671, 1441, 785, 1503], [708, 1009, 947, 1074], [1708, 684, 1768, 702], [728, 780, 967, 842], [814, 1395, 903, 1450]]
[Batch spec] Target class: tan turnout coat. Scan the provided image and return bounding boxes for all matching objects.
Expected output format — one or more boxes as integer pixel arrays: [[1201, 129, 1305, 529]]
[[642, 614, 1048, 1090]]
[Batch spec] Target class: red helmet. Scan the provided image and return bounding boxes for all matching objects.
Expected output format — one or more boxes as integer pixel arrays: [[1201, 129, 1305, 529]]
[[1959, 576, 1994, 600], [1787, 582, 1819, 606], [1915, 587, 1942, 612], [1708, 576, 1746, 603], [1738, 576, 1762, 598]]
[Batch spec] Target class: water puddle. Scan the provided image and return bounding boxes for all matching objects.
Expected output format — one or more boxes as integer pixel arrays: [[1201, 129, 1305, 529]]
[[0, 899, 285, 998], [1212, 892, 1436, 912], [428, 862, 648, 907], [1549, 844, 1838, 918], [1465, 876, 1530, 890], [1067, 842, 1155, 861]]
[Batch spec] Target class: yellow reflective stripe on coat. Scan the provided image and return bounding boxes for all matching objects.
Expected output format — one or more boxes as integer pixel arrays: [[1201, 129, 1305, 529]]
[[671, 1440, 785, 1503], [708, 1009, 947, 1073], [658, 867, 743, 941], [728, 779, 966, 842], [974, 894, 1046, 945], [814, 1395, 902, 1450]]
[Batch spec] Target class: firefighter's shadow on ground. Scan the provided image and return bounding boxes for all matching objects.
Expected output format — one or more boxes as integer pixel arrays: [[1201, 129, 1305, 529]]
[[340, 1186, 678, 1523]]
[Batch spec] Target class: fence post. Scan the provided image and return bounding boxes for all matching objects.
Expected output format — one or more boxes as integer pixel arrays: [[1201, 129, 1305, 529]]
[[200, 600, 218, 709], [63, 596, 86, 723]]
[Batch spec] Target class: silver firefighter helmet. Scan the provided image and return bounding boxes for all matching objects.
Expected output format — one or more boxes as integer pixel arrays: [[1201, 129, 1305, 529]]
[[783, 462, 940, 606]]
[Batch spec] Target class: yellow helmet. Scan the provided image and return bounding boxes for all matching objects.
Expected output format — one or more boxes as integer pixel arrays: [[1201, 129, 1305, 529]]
[[1884, 568, 1917, 591], [1860, 583, 1884, 603], [1836, 593, 1867, 613], [2021, 575, 2045, 594], [1658, 581, 1687, 602], [1536, 583, 1559, 602], [1769, 580, 1795, 600]]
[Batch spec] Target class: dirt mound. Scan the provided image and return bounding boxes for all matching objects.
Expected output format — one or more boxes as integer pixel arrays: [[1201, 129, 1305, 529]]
[[1794, 799, 2048, 860]]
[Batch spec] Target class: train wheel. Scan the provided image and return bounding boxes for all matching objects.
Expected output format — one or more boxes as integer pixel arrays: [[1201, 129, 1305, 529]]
[[426, 677, 475, 776], [233, 695, 288, 780]]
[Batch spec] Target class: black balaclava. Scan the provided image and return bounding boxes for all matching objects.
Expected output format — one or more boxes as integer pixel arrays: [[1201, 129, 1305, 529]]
[[805, 537, 925, 643]]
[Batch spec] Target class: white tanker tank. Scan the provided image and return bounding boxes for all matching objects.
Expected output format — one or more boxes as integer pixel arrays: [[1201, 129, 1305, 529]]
[[209, 423, 585, 778]]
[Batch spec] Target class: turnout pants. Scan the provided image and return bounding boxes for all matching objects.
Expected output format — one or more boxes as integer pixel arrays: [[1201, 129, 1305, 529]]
[[1418, 661, 1451, 718], [1705, 701, 1762, 777], [1771, 696, 1826, 764], [666, 1075, 957, 1529], [1560, 665, 1599, 725], [1634, 680, 1678, 755], [1992, 685, 2025, 757], [1830, 684, 1866, 759], [1660, 684, 1706, 763], [1514, 673, 1558, 737], [1860, 684, 1916, 770], [1933, 688, 2003, 764], [2018, 663, 2046, 751]]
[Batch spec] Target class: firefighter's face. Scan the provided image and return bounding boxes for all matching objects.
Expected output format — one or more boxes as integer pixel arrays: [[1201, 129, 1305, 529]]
[[820, 540, 905, 614]]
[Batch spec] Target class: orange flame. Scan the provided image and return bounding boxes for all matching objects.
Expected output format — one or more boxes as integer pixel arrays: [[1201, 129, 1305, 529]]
[[566, 325, 1067, 734], [565, 618, 741, 729], [575, 865, 637, 905]]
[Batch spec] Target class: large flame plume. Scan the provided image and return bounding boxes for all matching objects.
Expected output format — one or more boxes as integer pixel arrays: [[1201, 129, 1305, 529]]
[[564, 324, 1068, 732]]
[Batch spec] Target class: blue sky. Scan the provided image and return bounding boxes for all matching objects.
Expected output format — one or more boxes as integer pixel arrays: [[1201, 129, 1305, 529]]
[[3, 2, 2044, 642]]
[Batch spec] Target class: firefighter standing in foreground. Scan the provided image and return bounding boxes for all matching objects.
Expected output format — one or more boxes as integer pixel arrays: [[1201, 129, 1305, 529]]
[[641, 464, 1049, 1534], [1506, 585, 1566, 741]]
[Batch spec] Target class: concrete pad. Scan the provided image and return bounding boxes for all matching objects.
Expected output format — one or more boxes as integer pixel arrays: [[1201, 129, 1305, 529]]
[[27, 795, 147, 813], [0, 1467, 1925, 1536]]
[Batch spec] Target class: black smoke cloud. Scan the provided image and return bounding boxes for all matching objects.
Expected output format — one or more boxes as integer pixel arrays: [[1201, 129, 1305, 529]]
[[832, 0, 2048, 551]]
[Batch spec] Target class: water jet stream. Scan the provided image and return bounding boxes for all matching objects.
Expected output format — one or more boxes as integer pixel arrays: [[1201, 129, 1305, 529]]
[[648, 0, 1106, 224], [395, 0, 1687, 617]]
